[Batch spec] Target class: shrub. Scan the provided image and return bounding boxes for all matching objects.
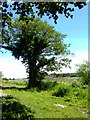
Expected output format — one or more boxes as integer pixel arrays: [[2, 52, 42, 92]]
[[52, 83, 71, 97], [70, 73, 77, 77], [82, 84, 88, 89], [3, 78, 9, 80], [71, 81, 81, 88], [2, 96, 34, 120], [75, 89, 86, 99], [76, 61, 90, 85], [38, 80, 57, 90]]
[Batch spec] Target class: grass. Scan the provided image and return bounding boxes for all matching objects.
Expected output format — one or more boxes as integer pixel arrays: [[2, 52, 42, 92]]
[[0, 77, 89, 119]]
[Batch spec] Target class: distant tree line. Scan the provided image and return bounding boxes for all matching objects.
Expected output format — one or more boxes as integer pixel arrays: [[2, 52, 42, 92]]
[[3, 78, 15, 80], [49, 73, 77, 77]]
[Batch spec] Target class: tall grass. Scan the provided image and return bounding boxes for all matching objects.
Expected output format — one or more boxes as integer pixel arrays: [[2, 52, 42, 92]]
[[52, 82, 71, 97], [2, 77, 88, 118]]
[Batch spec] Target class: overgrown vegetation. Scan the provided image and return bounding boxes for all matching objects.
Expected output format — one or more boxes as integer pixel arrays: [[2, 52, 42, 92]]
[[52, 82, 71, 97], [2, 96, 34, 120], [0, 2, 88, 119], [1, 76, 89, 119], [76, 61, 90, 85]]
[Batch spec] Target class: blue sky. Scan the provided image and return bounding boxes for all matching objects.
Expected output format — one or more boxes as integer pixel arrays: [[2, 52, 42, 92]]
[[0, 3, 88, 78], [43, 4, 88, 52]]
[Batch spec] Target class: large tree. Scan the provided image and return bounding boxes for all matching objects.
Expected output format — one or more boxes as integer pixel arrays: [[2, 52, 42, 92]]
[[0, 2, 86, 88], [1, 17, 72, 88]]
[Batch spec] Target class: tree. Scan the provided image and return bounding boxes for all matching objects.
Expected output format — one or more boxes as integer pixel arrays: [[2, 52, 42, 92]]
[[0, 2, 87, 88], [76, 61, 90, 85], [1, 18, 72, 88]]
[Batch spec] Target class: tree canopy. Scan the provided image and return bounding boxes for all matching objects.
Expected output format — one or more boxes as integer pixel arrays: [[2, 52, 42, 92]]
[[0, 2, 87, 44], [2, 2, 87, 27], [0, 2, 87, 45], [1, 17, 72, 88]]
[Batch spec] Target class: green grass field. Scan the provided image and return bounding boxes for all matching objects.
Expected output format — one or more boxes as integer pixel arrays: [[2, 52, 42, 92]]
[[1, 76, 89, 119]]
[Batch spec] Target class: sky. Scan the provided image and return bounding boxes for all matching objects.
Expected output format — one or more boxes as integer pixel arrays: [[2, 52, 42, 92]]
[[0, 3, 88, 78]]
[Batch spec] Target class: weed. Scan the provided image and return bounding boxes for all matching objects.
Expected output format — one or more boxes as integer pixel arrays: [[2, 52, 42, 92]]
[[52, 83, 71, 97], [71, 81, 81, 88], [2, 77, 88, 118], [75, 89, 87, 99]]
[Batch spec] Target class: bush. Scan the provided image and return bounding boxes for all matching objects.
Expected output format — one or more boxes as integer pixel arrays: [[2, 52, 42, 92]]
[[76, 61, 90, 85], [52, 83, 71, 97], [70, 73, 77, 77], [75, 89, 86, 99], [2, 96, 34, 120], [3, 78, 9, 80], [71, 81, 81, 88], [38, 80, 57, 90]]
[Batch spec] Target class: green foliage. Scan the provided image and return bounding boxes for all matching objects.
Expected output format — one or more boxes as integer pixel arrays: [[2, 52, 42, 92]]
[[2, 78, 88, 118], [70, 82, 88, 100], [3, 78, 8, 81], [2, 17, 72, 88], [38, 80, 57, 91], [2, 2, 87, 28], [71, 81, 81, 88], [1, 2, 87, 89], [1, 79, 27, 89], [52, 82, 71, 97], [69, 73, 77, 77], [76, 61, 90, 85], [2, 96, 34, 120], [50, 73, 77, 77], [75, 89, 86, 99]]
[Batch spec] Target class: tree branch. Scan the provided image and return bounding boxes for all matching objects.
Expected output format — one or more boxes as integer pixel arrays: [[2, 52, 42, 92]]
[[0, 45, 13, 51]]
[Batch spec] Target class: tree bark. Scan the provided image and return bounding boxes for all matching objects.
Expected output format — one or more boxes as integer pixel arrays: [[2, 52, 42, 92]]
[[28, 58, 37, 88]]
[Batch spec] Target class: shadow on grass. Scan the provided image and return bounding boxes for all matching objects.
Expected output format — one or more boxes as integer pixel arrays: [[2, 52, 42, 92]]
[[2, 86, 28, 91], [2, 80, 58, 92], [2, 95, 34, 120]]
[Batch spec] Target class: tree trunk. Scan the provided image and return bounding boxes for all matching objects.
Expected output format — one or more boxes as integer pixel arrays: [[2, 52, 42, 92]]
[[28, 70, 36, 88], [28, 58, 37, 88]]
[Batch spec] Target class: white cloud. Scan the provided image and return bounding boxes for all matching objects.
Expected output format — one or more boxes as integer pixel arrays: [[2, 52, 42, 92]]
[[61, 50, 88, 73], [0, 57, 27, 79], [0, 50, 88, 78]]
